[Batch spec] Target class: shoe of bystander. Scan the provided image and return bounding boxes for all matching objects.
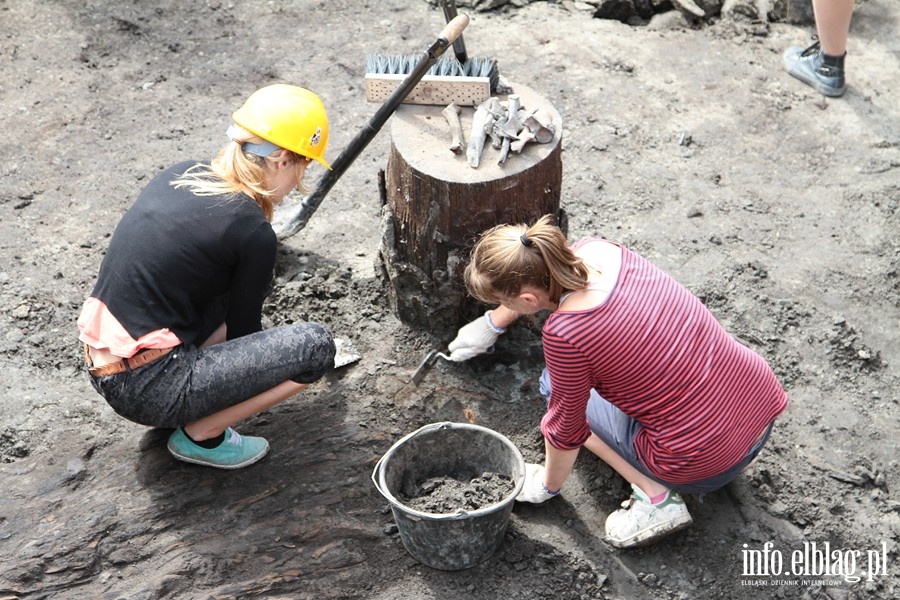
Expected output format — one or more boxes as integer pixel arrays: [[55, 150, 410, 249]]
[[783, 41, 846, 97]]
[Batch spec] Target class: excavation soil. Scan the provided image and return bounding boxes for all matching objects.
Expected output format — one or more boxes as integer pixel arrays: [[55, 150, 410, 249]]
[[400, 473, 515, 513], [1, 1, 899, 599]]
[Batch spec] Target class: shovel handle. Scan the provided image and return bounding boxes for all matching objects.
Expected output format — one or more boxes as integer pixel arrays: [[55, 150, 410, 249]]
[[439, 14, 469, 46], [275, 14, 470, 240]]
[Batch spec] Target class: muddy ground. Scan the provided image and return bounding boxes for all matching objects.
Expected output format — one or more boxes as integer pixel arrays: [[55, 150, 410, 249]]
[[1, 0, 899, 598]]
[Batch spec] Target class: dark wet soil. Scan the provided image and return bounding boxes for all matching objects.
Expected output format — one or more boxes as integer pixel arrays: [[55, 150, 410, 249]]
[[2, 1, 899, 599], [401, 472, 516, 513]]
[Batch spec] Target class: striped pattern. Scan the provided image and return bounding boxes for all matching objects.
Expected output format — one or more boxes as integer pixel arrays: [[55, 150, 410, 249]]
[[540, 245, 788, 484]]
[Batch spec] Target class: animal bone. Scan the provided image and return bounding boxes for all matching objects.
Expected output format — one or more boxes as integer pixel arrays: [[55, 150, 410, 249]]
[[442, 103, 464, 155], [484, 97, 505, 120], [490, 129, 503, 150], [467, 96, 554, 168], [510, 129, 536, 153], [466, 100, 494, 169], [467, 97, 499, 168], [672, 0, 705, 18], [497, 94, 523, 139], [495, 96, 524, 164], [498, 137, 512, 164], [485, 97, 505, 149], [522, 107, 556, 144]]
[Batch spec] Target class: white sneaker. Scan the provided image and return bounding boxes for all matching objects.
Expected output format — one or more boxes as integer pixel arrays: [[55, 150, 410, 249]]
[[605, 484, 693, 548]]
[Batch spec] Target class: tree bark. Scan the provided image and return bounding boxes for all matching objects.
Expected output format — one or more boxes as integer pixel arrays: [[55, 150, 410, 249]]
[[378, 83, 565, 337]]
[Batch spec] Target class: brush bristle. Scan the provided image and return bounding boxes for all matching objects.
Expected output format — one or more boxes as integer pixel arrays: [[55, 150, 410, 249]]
[[366, 54, 500, 93]]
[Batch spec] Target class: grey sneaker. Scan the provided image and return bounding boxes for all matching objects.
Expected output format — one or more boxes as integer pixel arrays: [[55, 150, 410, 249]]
[[783, 41, 846, 97], [605, 484, 693, 548], [167, 427, 269, 469]]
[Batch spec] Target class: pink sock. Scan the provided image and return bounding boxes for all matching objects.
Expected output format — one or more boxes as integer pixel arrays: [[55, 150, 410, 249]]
[[649, 490, 670, 505]]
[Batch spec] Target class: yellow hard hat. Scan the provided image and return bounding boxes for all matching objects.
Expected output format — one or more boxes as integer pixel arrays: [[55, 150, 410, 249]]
[[232, 84, 331, 170]]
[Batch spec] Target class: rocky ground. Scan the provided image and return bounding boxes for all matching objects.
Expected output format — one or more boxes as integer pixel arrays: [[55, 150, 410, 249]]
[[1, 0, 898, 598]]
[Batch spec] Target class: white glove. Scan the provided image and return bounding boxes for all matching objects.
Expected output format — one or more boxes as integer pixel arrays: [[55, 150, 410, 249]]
[[515, 463, 560, 504], [447, 311, 503, 362]]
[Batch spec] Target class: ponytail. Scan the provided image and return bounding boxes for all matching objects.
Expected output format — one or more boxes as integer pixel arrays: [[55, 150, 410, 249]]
[[465, 214, 589, 305], [171, 125, 310, 222]]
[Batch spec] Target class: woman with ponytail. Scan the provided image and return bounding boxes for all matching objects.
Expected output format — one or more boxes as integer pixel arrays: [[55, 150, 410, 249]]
[[78, 85, 336, 470], [449, 214, 788, 547]]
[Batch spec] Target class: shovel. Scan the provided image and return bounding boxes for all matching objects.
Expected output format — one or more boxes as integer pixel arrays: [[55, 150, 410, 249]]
[[274, 14, 470, 239], [411, 349, 452, 385]]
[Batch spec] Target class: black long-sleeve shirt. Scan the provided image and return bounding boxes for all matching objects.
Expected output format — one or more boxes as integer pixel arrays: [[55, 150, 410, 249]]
[[82, 161, 276, 350]]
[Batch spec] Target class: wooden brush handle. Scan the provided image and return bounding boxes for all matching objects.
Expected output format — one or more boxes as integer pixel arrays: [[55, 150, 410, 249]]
[[439, 14, 469, 46]]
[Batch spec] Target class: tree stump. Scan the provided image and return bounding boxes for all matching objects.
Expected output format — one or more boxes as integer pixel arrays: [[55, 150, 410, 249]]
[[377, 83, 564, 337]]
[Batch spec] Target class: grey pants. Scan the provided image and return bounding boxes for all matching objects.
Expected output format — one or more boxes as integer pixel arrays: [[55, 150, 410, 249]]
[[89, 323, 335, 428]]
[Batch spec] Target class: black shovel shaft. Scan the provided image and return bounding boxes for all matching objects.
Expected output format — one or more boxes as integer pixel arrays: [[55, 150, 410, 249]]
[[439, 0, 468, 63], [277, 14, 469, 240]]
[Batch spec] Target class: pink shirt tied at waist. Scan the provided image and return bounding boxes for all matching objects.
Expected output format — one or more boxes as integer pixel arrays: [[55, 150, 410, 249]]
[[540, 242, 789, 484], [78, 297, 181, 358]]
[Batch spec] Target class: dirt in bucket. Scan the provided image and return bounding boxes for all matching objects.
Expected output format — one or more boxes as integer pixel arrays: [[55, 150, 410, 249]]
[[400, 472, 515, 513]]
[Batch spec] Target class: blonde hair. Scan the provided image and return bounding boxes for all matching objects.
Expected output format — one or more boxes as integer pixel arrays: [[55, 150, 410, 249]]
[[171, 125, 310, 221], [464, 214, 590, 305]]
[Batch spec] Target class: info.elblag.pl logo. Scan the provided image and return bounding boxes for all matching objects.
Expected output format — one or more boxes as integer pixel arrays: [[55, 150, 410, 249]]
[[741, 541, 890, 586]]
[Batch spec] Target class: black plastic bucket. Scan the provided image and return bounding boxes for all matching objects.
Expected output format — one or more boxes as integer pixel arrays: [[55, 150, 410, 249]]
[[372, 422, 525, 571]]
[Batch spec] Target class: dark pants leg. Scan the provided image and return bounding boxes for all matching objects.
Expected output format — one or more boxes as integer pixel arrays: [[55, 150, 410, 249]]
[[91, 323, 335, 428]]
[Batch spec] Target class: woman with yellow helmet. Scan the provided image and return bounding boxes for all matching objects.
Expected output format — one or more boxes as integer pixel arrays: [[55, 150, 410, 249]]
[[77, 84, 336, 469]]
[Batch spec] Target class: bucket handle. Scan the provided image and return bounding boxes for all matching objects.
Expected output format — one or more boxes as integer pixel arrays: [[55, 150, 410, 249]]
[[371, 453, 387, 498], [371, 422, 471, 518], [371, 421, 454, 498]]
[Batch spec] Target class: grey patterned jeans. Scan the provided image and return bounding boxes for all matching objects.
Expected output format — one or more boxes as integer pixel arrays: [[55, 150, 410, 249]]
[[88, 323, 335, 428]]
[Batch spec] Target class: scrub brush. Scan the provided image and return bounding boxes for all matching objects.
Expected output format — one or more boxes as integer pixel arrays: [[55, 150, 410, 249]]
[[365, 54, 500, 107], [364, 0, 501, 106]]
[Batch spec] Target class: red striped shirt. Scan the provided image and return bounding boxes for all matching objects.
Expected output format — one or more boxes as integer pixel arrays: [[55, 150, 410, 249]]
[[541, 243, 788, 483]]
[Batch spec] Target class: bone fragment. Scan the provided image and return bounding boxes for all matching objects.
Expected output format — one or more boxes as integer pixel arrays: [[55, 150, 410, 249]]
[[522, 107, 556, 144], [510, 129, 536, 153], [485, 97, 505, 149], [442, 103, 464, 154], [467, 97, 498, 168], [495, 95, 524, 164], [498, 95, 522, 139], [484, 97, 505, 120], [672, 0, 705, 18], [490, 129, 503, 150], [498, 137, 511, 164]]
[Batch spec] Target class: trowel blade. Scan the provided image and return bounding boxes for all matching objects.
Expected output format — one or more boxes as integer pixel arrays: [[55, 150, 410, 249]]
[[411, 350, 439, 385], [411, 350, 453, 385], [333, 337, 361, 368]]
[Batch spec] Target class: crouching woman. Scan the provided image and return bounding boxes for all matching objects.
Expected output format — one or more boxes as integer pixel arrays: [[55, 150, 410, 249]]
[[78, 85, 336, 469], [448, 215, 789, 547]]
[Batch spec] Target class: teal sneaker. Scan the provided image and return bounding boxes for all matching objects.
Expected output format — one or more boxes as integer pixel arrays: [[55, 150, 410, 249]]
[[167, 427, 269, 469]]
